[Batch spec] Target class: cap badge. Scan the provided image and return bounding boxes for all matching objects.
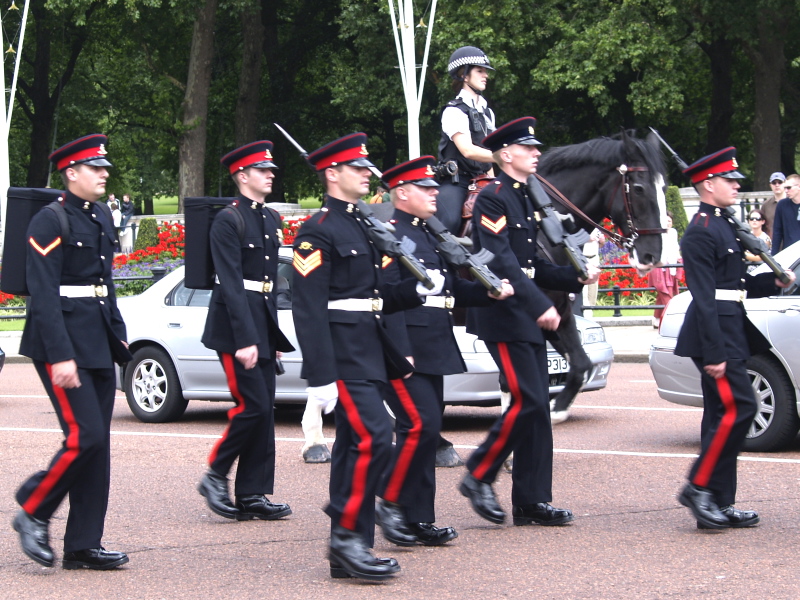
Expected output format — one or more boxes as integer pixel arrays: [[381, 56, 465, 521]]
[[265, 150, 273, 160], [528, 126, 535, 135], [98, 144, 107, 155], [731, 157, 738, 168], [359, 144, 369, 156], [424, 165, 435, 176]]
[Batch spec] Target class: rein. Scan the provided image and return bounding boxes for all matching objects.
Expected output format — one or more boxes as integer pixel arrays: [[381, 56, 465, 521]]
[[535, 164, 665, 251]]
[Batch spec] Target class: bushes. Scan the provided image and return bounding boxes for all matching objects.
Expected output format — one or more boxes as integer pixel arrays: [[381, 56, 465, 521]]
[[133, 218, 159, 251]]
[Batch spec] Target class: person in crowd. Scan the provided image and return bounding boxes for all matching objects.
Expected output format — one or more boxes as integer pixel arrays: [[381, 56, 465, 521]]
[[649, 212, 681, 327], [459, 117, 598, 529], [761, 172, 785, 239], [291, 133, 442, 581], [13, 134, 133, 570], [675, 147, 794, 529], [744, 209, 771, 271], [197, 141, 294, 523], [772, 174, 800, 254]]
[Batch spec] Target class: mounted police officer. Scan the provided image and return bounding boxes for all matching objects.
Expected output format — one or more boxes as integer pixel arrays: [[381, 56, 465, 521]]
[[374, 156, 513, 548], [459, 117, 599, 528], [436, 45, 497, 234], [197, 141, 294, 523], [290, 134, 443, 581], [675, 148, 794, 529], [13, 134, 133, 570]]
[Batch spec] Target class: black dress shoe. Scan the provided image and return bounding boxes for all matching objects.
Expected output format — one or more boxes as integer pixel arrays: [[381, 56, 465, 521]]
[[698, 505, 759, 529], [459, 473, 505, 524], [512, 503, 574, 526], [12, 510, 54, 567], [407, 522, 458, 546], [375, 499, 417, 546], [62, 548, 129, 570], [329, 524, 399, 581], [330, 557, 400, 579], [303, 444, 332, 463], [197, 470, 238, 519], [678, 483, 729, 529], [435, 443, 464, 467], [235, 495, 292, 521]]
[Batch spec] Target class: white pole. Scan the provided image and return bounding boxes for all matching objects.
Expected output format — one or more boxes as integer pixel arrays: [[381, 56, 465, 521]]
[[400, 0, 419, 158], [0, 9, 11, 257], [7, 0, 29, 129], [386, 0, 407, 92], [416, 0, 436, 112]]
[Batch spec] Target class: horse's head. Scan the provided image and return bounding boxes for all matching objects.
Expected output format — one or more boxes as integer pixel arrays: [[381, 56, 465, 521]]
[[538, 131, 668, 275]]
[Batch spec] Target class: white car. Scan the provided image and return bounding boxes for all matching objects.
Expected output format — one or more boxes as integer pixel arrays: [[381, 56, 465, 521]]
[[117, 249, 613, 423], [649, 242, 800, 451]]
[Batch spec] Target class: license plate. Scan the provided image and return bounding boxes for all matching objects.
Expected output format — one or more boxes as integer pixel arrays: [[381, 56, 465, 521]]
[[548, 357, 569, 374]]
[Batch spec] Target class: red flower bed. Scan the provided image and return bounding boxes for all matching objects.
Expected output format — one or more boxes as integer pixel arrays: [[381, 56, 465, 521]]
[[282, 215, 312, 246], [113, 222, 185, 267]]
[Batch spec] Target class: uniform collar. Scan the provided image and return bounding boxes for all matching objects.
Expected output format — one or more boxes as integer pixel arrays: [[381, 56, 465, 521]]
[[456, 89, 488, 111], [498, 170, 527, 193], [64, 190, 95, 211], [323, 195, 360, 215], [698, 201, 725, 217], [391, 208, 425, 227], [238, 193, 263, 210]]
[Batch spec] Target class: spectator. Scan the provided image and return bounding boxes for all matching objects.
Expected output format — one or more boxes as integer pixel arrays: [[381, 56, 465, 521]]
[[110, 201, 122, 252], [771, 173, 800, 254], [581, 229, 604, 317], [760, 172, 785, 239], [744, 209, 771, 271], [648, 212, 681, 328]]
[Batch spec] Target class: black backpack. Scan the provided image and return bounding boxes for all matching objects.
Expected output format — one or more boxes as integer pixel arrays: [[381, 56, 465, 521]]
[[183, 197, 245, 290]]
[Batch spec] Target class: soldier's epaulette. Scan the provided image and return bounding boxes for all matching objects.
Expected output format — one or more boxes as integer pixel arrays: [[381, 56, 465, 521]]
[[691, 212, 710, 228], [492, 180, 503, 194], [318, 208, 329, 224]]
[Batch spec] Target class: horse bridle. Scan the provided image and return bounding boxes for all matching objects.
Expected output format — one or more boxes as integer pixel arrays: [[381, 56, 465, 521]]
[[536, 164, 666, 251]]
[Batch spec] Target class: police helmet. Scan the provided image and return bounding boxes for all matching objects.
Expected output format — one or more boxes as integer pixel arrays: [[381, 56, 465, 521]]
[[447, 46, 495, 80]]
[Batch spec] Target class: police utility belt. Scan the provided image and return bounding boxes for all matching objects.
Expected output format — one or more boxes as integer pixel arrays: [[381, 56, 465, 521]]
[[214, 275, 273, 293], [715, 289, 747, 302], [59, 284, 108, 298]]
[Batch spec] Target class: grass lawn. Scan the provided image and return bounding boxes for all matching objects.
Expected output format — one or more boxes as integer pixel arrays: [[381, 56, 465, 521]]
[[591, 308, 654, 317], [153, 195, 179, 214], [0, 318, 24, 332]]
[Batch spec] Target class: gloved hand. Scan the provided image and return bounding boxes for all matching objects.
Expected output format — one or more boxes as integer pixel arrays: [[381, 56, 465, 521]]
[[416, 269, 445, 296], [307, 382, 338, 414]]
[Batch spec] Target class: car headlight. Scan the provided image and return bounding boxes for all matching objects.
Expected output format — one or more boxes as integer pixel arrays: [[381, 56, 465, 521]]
[[582, 327, 605, 345]]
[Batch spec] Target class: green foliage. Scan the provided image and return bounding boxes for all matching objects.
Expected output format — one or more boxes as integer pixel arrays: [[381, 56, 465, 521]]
[[133, 218, 159, 251], [666, 186, 688, 238]]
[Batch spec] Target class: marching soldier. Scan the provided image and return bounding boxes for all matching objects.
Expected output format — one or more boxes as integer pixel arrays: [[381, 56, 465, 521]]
[[13, 134, 133, 569], [375, 156, 513, 547], [291, 134, 443, 581], [197, 141, 294, 522], [675, 148, 794, 528], [459, 117, 599, 527]]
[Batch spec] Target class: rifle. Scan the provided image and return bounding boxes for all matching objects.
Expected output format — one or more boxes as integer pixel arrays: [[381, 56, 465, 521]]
[[649, 127, 790, 284], [526, 174, 591, 280], [274, 123, 434, 289]]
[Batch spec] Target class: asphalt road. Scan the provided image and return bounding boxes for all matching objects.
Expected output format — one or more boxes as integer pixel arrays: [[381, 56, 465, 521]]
[[2, 362, 800, 599]]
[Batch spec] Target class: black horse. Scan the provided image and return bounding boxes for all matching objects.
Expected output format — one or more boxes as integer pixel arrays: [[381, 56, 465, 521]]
[[534, 130, 668, 420]]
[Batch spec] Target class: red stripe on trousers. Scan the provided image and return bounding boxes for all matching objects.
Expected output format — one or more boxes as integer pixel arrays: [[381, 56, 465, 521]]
[[693, 375, 737, 488], [208, 353, 247, 466], [383, 379, 423, 503], [337, 381, 373, 530], [22, 364, 81, 515], [473, 342, 522, 480]]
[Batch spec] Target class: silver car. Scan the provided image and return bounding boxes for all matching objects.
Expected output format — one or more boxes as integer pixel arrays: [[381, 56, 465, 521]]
[[117, 249, 613, 423], [649, 242, 800, 452]]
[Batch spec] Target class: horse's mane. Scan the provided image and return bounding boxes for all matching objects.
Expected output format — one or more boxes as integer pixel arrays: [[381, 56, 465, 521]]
[[539, 131, 666, 177]]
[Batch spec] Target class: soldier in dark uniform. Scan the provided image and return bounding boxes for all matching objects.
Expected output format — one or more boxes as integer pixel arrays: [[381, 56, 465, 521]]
[[196, 141, 294, 522], [291, 134, 443, 581], [459, 117, 599, 527], [374, 156, 513, 548], [13, 134, 133, 570], [675, 147, 794, 529]]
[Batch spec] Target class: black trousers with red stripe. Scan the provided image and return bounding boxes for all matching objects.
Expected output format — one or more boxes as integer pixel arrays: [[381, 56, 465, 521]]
[[379, 373, 443, 524], [16, 362, 116, 552], [208, 353, 277, 496], [466, 341, 554, 507], [324, 379, 393, 547], [689, 358, 757, 507]]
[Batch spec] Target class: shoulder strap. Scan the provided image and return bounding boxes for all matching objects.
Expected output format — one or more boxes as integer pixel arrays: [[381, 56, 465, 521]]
[[44, 202, 70, 244], [222, 205, 246, 241]]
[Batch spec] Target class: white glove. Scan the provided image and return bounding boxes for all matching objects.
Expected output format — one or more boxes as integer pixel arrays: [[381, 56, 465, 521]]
[[306, 383, 338, 414], [416, 269, 445, 296]]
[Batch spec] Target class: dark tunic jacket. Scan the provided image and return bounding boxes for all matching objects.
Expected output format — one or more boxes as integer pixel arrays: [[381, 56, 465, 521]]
[[20, 191, 131, 367]]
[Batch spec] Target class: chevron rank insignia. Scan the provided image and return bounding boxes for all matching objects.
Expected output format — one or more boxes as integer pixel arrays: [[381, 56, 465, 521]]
[[29, 236, 61, 256], [382, 255, 394, 269], [480, 215, 507, 234], [293, 249, 322, 277]]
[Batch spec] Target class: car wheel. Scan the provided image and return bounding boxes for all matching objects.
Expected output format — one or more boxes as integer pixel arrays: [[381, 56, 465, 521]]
[[742, 354, 799, 452], [124, 346, 189, 423]]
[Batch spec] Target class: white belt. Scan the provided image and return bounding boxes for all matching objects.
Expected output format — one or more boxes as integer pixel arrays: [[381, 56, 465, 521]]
[[59, 284, 108, 298], [715, 289, 746, 302], [215, 276, 273, 293], [423, 296, 455, 309], [521, 267, 536, 279], [328, 298, 383, 312]]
